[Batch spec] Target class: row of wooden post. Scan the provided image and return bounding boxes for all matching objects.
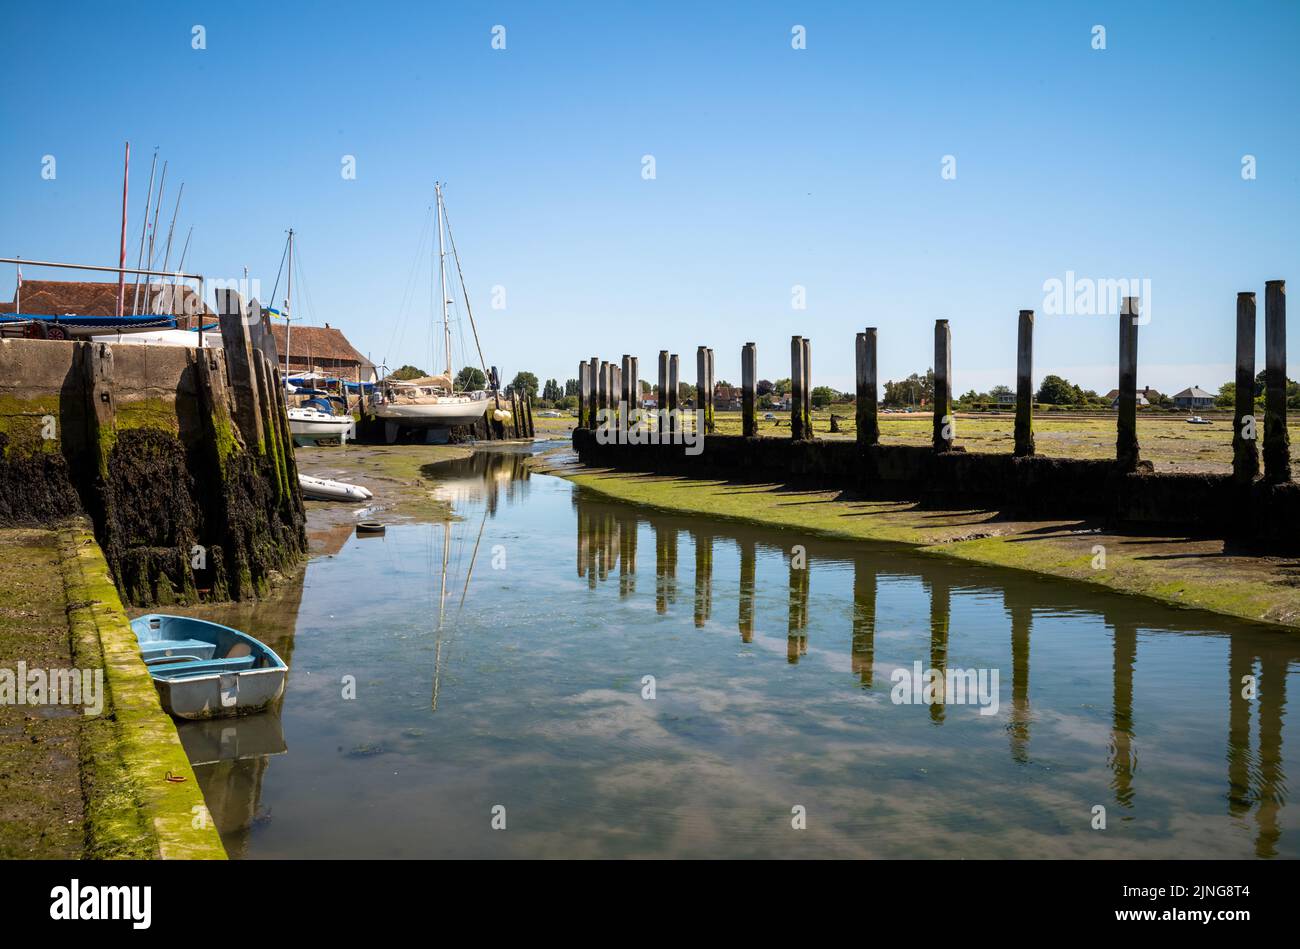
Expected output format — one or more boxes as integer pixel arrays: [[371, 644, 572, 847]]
[[576, 281, 1290, 482]]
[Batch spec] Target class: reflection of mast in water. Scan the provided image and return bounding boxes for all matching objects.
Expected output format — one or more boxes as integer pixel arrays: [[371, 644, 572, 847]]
[[787, 551, 808, 663], [851, 559, 875, 688], [737, 540, 756, 643], [431, 504, 489, 711], [693, 529, 712, 628]]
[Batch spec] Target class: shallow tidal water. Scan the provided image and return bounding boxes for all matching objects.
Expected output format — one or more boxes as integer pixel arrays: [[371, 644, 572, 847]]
[[183, 446, 1298, 859]]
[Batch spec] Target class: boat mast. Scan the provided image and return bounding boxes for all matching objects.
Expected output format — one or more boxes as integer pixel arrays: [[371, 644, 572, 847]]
[[285, 228, 294, 377], [440, 196, 491, 387], [436, 183, 452, 380]]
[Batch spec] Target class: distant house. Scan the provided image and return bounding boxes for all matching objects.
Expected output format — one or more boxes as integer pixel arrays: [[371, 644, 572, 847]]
[[269, 323, 376, 384], [1105, 385, 1160, 408], [713, 383, 742, 410], [1172, 385, 1215, 410], [994, 389, 1015, 406]]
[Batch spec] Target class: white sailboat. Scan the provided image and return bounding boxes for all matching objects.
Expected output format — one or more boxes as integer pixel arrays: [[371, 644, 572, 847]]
[[275, 228, 359, 445], [375, 183, 493, 435]]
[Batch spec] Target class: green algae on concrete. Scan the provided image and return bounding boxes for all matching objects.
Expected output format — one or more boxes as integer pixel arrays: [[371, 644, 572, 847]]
[[58, 522, 226, 859], [0, 393, 64, 456], [0, 528, 85, 858], [550, 461, 1300, 630]]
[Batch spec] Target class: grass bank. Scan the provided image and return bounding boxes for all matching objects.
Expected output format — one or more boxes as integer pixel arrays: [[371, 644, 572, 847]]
[[543, 457, 1300, 630]]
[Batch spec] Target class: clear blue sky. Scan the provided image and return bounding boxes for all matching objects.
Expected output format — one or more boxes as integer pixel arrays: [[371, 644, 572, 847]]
[[3, 1, 1298, 396]]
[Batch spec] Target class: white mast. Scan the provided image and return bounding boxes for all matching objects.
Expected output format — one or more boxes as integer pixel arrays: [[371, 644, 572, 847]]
[[285, 228, 294, 377], [436, 183, 452, 379]]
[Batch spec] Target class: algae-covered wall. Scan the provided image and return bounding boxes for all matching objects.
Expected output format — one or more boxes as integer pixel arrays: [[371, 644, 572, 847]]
[[572, 428, 1300, 551], [0, 334, 306, 606]]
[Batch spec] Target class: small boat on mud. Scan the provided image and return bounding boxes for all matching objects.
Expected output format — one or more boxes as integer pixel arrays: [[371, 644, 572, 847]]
[[130, 614, 287, 720], [298, 473, 373, 501]]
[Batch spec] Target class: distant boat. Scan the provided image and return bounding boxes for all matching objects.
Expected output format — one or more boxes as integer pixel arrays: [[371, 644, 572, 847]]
[[131, 614, 287, 720], [1186, 416, 1212, 425]]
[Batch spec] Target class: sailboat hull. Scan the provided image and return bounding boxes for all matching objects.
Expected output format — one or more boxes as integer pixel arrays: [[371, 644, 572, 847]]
[[374, 399, 487, 428]]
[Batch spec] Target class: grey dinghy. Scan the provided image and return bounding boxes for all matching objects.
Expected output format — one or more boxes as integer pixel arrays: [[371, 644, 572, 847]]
[[130, 614, 287, 720]]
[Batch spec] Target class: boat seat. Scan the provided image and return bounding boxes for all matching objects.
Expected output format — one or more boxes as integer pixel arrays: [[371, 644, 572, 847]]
[[149, 656, 258, 679], [140, 639, 217, 663]]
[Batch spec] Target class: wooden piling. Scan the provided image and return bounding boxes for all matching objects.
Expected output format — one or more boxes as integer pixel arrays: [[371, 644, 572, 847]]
[[1233, 292, 1259, 483], [1014, 310, 1035, 457], [588, 356, 599, 427], [621, 354, 632, 414], [855, 329, 879, 447], [1116, 298, 1140, 471], [790, 336, 805, 440], [741, 342, 757, 437], [657, 350, 669, 434], [611, 364, 622, 425], [630, 356, 639, 412], [706, 347, 716, 434], [696, 346, 708, 435], [800, 337, 812, 437], [578, 361, 589, 429], [1264, 280, 1290, 482], [597, 360, 609, 421], [216, 289, 265, 450], [668, 353, 680, 436], [933, 320, 952, 452]]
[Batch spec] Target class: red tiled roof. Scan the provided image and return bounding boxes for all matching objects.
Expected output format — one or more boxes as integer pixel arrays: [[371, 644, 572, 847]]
[[1, 280, 212, 325], [269, 323, 371, 367]]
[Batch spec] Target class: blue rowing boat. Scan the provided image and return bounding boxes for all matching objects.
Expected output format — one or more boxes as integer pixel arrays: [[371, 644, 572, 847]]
[[130, 614, 287, 720]]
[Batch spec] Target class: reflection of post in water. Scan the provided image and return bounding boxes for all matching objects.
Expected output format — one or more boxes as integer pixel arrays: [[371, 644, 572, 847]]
[[1226, 638, 1253, 819], [577, 504, 589, 581], [693, 529, 713, 628], [585, 510, 600, 589], [618, 514, 637, 598], [737, 540, 756, 644], [927, 576, 950, 724], [1006, 590, 1033, 762], [595, 512, 611, 583], [787, 552, 809, 663], [1108, 618, 1137, 809], [850, 559, 876, 688], [1254, 652, 1287, 858], [1225, 639, 1290, 858], [655, 523, 677, 614]]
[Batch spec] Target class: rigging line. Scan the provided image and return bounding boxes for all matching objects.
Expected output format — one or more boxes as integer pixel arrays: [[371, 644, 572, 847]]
[[438, 196, 490, 380], [384, 207, 432, 369], [267, 236, 289, 319]]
